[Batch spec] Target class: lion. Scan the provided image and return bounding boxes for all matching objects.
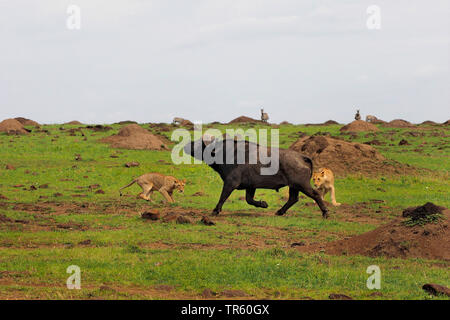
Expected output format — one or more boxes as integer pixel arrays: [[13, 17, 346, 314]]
[[119, 173, 185, 203], [312, 168, 341, 206]]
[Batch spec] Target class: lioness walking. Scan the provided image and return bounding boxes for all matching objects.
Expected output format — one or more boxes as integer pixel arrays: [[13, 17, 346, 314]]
[[312, 168, 341, 206], [119, 173, 185, 203]]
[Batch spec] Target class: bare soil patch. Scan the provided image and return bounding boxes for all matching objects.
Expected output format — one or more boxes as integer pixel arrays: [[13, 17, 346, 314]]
[[100, 124, 167, 150]]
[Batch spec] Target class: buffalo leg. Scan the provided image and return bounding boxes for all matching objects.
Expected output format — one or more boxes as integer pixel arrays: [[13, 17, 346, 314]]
[[299, 184, 329, 218], [276, 187, 299, 216], [245, 188, 268, 208], [212, 184, 235, 215]]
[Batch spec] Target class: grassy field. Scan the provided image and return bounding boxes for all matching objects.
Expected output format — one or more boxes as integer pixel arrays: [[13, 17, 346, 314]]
[[0, 122, 449, 300]]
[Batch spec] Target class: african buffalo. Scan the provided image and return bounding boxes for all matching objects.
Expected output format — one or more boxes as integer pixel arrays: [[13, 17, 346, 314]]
[[184, 138, 329, 218]]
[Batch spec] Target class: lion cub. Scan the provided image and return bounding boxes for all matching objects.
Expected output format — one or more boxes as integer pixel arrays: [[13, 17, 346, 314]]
[[119, 173, 185, 203], [312, 168, 341, 206]]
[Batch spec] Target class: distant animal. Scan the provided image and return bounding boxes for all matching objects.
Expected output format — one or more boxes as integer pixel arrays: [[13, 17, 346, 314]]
[[365, 115, 378, 123], [172, 117, 193, 126], [184, 138, 329, 218], [119, 173, 185, 203], [354, 110, 361, 121], [261, 108, 269, 123], [312, 168, 341, 206], [172, 117, 184, 125]]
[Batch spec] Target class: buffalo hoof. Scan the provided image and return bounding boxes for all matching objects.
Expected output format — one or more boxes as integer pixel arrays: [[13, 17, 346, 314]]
[[211, 210, 220, 216], [322, 211, 329, 219], [275, 210, 285, 216], [260, 201, 268, 208]]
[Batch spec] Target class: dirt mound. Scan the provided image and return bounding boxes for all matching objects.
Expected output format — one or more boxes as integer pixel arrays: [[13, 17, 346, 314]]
[[14, 117, 39, 127], [228, 116, 261, 124], [115, 120, 137, 125], [402, 202, 446, 220], [369, 118, 386, 124], [420, 120, 438, 126], [298, 205, 449, 260], [340, 120, 379, 133], [304, 120, 340, 126], [0, 119, 30, 135], [179, 119, 193, 126], [443, 120, 450, 126], [100, 124, 167, 150], [289, 135, 411, 176], [65, 121, 82, 125], [279, 121, 292, 125], [384, 119, 414, 128]]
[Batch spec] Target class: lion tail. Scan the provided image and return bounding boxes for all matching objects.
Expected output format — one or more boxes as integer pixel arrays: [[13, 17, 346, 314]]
[[119, 179, 137, 196]]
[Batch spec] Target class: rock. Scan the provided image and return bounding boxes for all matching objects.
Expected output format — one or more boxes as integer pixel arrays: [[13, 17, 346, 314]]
[[220, 290, 249, 297], [176, 215, 193, 224], [329, 293, 353, 300], [291, 242, 305, 247], [5, 164, 15, 170], [201, 216, 215, 226], [369, 292, 383, 297], [95, 189, 105, 194], [99, 285, 115, 292], [162, 213, 179, 223], [154, 284, 175, 291], [366, 140, 386, 146], [39, 184, 49, 189], [78, 239, 91, 245], [0, 194, 9, 200], [125, 162, 140, 168], [141, 211, 160, 221], [398, 139, 410, 146], [422, 284, 450, 297], [201, 289, 217, 298]]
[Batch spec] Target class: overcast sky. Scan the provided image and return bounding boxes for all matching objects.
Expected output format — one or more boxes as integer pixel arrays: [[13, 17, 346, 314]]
[[1, 1, 449, 124]]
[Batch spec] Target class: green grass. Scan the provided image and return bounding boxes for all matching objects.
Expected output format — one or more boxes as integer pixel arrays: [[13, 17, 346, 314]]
[[0, 122, 449, 299]]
